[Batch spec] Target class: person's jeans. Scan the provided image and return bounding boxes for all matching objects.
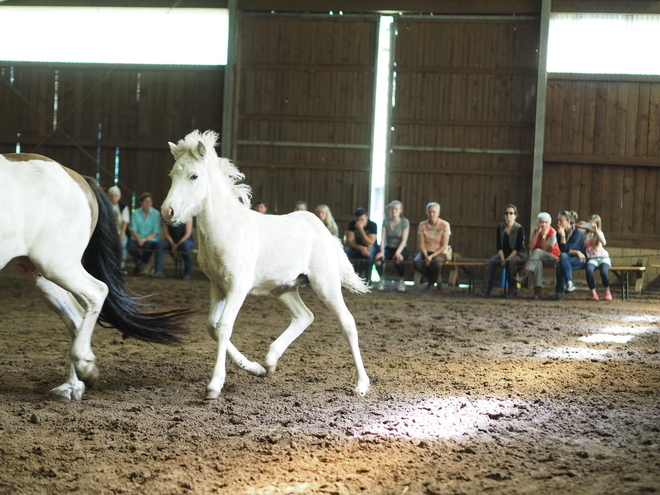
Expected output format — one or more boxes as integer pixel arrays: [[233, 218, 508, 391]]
[[344, 244, 379, 282], [482, 253, 525, 293], [413, 251, 447, 285], [375, 246, 409, 278], [154, 238, 196, 277], [127, 238, 158, 265], [586, 262, 610, 290], [555, 252, 586, 293]]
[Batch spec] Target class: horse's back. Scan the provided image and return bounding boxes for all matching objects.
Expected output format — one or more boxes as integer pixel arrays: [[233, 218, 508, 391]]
[[0, 155, 93, 270]]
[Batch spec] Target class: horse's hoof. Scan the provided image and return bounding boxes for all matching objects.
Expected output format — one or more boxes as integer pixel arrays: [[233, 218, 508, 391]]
[[81, 367, 99, 389], [205, 389, 221, 400], [266, 364, 277, 376], [49, 383, 85, 402], [354, 381, 370, 396]]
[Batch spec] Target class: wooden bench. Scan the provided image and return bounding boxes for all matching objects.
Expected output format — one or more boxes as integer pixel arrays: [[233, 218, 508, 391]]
[[444, 261, 488, 294], [609, 265, 645, 300]]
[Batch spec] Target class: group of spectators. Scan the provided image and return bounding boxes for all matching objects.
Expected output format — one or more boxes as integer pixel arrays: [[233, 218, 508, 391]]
[[108, 187, 195, 280], [110, 189, 611, 300], [479, 206, 612, 301]]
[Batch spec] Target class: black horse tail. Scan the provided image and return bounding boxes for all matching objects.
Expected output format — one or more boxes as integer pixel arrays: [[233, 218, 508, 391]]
[[81, 177, 191, 345]]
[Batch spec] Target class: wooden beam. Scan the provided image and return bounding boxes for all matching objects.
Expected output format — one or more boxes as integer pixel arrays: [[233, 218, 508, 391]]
[[545, 153, 660, 168], [1, 1, 227, 6], [552, 0, 660, 13]]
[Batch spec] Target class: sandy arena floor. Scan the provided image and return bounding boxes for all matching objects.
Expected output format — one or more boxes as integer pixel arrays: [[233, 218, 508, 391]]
[[0, 269, 659, 495]]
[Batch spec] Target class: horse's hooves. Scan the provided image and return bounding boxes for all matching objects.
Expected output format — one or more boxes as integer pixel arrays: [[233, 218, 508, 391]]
[[81, 369, 99, 389], [266, 365, 276, 376], [354, 382, 370, 396]]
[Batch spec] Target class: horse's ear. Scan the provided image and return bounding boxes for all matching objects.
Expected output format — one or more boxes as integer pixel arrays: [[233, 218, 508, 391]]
[[169, 142, 185, 160], [196, 141, 206, 158]]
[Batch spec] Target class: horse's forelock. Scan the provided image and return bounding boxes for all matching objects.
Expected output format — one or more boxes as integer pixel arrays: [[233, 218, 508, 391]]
[[177, 129, 219, 160]]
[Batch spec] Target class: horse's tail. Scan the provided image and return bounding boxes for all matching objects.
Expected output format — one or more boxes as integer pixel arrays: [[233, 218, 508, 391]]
[[335, 238, 371, 295], [81, 177, 191, 345]]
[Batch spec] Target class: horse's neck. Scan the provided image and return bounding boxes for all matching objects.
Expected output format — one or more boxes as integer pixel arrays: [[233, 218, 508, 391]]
[[196, 178, 248, 246]]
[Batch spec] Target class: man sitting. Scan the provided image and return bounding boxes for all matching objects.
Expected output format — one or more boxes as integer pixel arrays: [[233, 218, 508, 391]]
[[344, 207, 379, 284]]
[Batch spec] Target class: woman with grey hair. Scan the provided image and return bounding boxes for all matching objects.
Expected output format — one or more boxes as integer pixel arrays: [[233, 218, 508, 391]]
[[517, 212, 560, 299]]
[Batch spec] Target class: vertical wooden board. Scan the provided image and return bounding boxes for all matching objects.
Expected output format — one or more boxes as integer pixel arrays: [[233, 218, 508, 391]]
[[614, 83, 628, 157], [603, 83, 618, 156], [578, 164, 592, 218], [560, 81, 576, 154], [625, 83, 639, 157], [609, 166, 624, 234], [572, 82, 585, 154], [632, 167, 646, 235], [643, 168, 656, 235], [648, 84, 660, 158], [621, 167, 635, 234], [568, 164, 583, 212], [589, 165, 603, 220], [637, 83, 651, 157], [593, 82, 607, 156], [582, 82, 596, 155]]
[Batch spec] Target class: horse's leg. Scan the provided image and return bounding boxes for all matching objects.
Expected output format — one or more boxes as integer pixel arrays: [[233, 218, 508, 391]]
[[41, 266, 108, 391], [206, 286, 249, 399], [17, 264, 87, 401], [206, 283, 266, 377], [310, 279, 370, 396], [265, 289, 314, 375]]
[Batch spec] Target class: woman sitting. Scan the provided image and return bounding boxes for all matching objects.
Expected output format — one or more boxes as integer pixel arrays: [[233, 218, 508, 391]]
[[478, 204, 526, 298], [517, 212, 559, 299], [374, 200, 410, 292], [552, 210, 586, 301], [580, 214, 612, 301], [315, 204, 340, 238]]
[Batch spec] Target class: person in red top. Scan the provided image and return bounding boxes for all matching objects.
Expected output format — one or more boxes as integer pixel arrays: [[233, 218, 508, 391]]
[[517, 212, 559, 299]]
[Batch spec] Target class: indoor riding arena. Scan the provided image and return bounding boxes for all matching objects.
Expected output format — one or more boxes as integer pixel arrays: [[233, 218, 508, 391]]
[[1, 1, 660, 495]]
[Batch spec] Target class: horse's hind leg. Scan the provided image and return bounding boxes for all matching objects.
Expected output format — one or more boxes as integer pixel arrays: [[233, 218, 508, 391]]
[[265, 289, 314, 375], [310, 280, 370, 396], [17, 264, 87, 401]]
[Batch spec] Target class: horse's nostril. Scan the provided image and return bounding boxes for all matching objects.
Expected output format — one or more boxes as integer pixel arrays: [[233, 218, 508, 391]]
[[168, 208, 174, 219]]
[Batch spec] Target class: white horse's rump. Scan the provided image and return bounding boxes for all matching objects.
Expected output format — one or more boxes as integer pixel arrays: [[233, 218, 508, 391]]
[[162, 129, 370, 399], [0, 154, 189, 401]]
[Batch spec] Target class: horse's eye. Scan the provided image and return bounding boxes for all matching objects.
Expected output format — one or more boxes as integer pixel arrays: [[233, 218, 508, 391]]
[[190, 174, 198, 181]]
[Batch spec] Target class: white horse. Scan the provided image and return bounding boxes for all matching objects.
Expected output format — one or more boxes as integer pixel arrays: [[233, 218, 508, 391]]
[[0, 153, 189, 401], [161, 130, 371, 399]]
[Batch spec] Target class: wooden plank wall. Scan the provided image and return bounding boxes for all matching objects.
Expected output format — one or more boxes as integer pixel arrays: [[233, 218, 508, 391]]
[[544, 74, 660, 249], [235, 14, 377, 227], [389, 17, 539, 259], [0, 64, 224, 206]]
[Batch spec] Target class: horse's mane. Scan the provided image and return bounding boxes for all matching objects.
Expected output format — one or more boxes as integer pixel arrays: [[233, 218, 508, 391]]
[[179, 130, 252, 208]]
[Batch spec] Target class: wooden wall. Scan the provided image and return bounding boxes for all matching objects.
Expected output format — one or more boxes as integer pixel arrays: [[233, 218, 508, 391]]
[[234, 13, 377, 225], [543, 74, 660, 249], [389, 17, 539, 258], [0, 64, 224, 206]]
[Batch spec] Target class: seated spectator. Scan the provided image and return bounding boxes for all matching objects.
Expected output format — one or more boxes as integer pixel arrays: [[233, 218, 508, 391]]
[[478, 204, 526, 298], [254, 200, 268, 214], [293, 200, 307, 211], [413, 202, 451, 291], [552, 210, 586, 300], [315, 204, 340, 238], [374, 200, 410, 292], [579, 214, 612, 301], [107, 185, 130, 273], [127, 192, 161, 276], [517, 212, 559, 299], [153, 218, 195, 280], [344, 207, 379, 283]]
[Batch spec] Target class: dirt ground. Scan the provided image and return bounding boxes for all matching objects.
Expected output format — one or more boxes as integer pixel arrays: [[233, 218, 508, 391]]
[[0, 268, 659, 495]]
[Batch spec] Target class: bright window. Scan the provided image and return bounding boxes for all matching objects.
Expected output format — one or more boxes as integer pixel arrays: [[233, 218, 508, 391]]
[[0, 7, 228, 65], [548, 13, 660, 75]]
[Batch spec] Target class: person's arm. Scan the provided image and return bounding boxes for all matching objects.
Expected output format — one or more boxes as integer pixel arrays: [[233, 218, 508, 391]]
[[375, 224, 387, 260], [566, 229, 585, 261], [418, 228, 429, 261], [355, 221, 376, 248], [345, 230, 359, 249], [394, 226, 410, 259], [177, 219, 193, 246], [429, 233, 450, 259], [529, 228, 540, 251]]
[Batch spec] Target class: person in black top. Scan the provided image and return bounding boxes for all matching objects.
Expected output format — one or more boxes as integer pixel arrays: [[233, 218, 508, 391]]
[[478, 204, 526, 297], [344, 207, 379, 283], [153, 218, 195, 280]]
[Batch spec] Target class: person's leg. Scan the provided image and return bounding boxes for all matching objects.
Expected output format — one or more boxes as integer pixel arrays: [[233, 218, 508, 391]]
[[127, 238, 141, 273], [179, 239, 195, 279], [481, 254, 500, 295], [505, 255, 524, 295], [600, 263, 612, 300], [427, 253, 446, 287], [413, 252, 428, 280], [585, 262, 598, 299], [153, 240, 169, 276], [141, 240, 158, 264], [365, 244, 380, 283], [555, 252, 570, 295]]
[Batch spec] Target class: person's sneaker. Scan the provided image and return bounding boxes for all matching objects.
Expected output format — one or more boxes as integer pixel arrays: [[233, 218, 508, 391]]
[[504, 291, 517, 298], [515, 272, 528, 286], [183, 274, 192, 281], [138, 265, 153, 276], [591, 292, 599, 301], [552, 292, 563, 300], [566, 281, 576, 292], [377, 280, 384, 291], [397, 280, 406, 292], [534, 286, 542, 300], [604, 288, 612, 301], [151, 271, 164, 278]]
